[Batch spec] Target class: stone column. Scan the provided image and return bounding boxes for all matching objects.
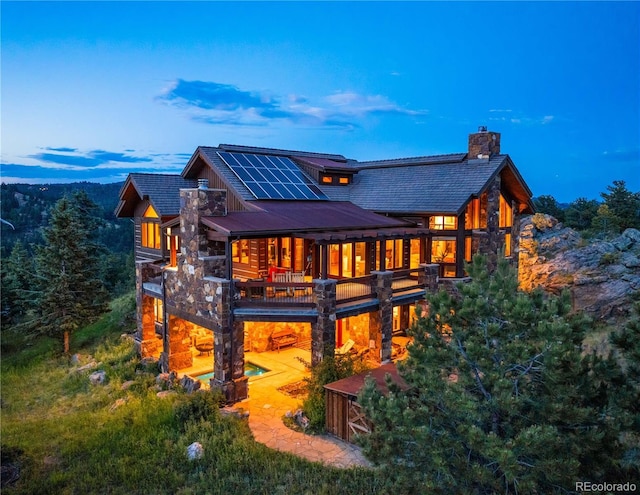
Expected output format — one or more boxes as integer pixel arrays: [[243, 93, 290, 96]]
[[371, 271, 393, 363], [312, 279, 337, 365], [167, 315, 193, 370], [419, 263, 440, 294]]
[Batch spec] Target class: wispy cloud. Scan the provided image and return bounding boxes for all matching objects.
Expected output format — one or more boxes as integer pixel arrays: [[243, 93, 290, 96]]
[[28, 149, 153, 169], [602, 148, 640, 162], [488, 110, 555, 126], [2, 148, 185, 183], [156, 79, 427, 129]]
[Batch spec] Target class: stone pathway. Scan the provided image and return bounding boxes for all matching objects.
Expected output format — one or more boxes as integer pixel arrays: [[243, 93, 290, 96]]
[[243, 389, 371, 468], [228, 348, 372, 468]]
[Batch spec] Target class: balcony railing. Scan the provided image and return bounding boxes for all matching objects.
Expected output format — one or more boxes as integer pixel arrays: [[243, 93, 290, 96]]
[[234, 280, 315, 308], [391, 268, 425, 295], [336, 275, 375, 304]]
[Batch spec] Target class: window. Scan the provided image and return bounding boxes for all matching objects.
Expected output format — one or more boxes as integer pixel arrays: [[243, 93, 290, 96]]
[[465, 236, 472, 262], [141, 205, 161, 249], [339, 176, 350, 184], [505, 233, 512, 257], [499, 195, 513, 228], [154, 298, 163, 324], [232, 240, 249, 264], [429, 216, 457, 230], [431, 238, 456, 264], [410, 239, 421, 268], [321, 175, 333, 184], [355, 242, 367, 276], [465, 199, 480, 229], [385, 239, 404, 269]]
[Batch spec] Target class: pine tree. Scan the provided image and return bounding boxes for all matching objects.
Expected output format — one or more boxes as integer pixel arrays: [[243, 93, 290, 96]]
[[1, 240, 35, 322], [35, 191, 108, 353], [357, 255, 632, 494], [599, 180, 640, 232]]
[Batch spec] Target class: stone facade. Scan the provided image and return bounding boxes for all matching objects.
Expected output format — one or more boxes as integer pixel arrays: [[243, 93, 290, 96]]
[[312, 279, 337, 364], [468, 129, 501, 159]]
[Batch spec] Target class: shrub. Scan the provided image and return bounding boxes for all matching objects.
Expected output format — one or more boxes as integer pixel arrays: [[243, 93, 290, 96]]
[[173, 390, 225, 429], [300, 353, 370, 432]]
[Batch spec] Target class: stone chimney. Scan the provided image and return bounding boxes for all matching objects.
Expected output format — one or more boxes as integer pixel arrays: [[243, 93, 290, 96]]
[[468, 126, 501, 159]]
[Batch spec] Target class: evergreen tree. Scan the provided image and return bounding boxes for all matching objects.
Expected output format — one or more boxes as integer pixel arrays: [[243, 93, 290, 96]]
[[358, 256, 632, 494], [1, 241, 35, 323], [35, 191, 108, 353], [533, 194, 565, 222], [564, 197, 600, 231], [598, 180, 640, 232]]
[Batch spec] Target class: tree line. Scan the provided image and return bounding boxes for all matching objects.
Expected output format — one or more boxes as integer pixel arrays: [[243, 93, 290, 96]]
[[533, 180, 640, 235], [1, 187, 133, 350]]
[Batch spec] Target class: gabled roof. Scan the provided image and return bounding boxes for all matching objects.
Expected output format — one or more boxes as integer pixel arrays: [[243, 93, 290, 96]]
[[200, 200, 413, 237], [115, 173, 197, 217], [349, 154, 523, 215]]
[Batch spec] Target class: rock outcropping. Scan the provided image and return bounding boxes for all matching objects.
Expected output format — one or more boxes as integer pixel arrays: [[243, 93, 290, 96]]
[[518, 214, 640, 321]]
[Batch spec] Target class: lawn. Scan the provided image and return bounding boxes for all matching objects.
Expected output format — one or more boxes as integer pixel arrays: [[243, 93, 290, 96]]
[[1, 295, 384, 495]]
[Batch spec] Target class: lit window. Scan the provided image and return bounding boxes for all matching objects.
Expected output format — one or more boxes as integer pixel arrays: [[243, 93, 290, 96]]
[[499, 195, 513, 228], [154, 298, 163, 324], [339, 177, 349, 184], [429, 216, 457, 230], [505, 233, 512, 257], [431, 238, 456, 264], [141, 205, 161, 249], [465, 199, 480, 229], [410, 239, 421, 268], [232, 240, 249, 264], [465, 237, 472, 262], [321, 175, 333, 184], [166, 232, 180, 267]]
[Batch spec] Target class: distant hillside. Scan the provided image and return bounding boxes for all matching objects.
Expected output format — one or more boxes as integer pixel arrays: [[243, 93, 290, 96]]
[[0, 182, 131, 256]]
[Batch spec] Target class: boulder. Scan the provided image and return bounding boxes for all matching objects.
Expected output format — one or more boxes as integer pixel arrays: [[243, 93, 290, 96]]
[[518, 215, 640, 321], [186, 442, 204, 460], [89, 370, 107, 385]]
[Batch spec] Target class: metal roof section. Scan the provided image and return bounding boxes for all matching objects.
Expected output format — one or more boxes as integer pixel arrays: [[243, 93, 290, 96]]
[[355, 153, 467, 169], [324, 363, 409, 397], [200, 200, 415, 237]]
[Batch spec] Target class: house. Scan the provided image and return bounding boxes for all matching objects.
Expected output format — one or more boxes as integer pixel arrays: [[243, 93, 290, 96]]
[[116, 128, 533, 403]]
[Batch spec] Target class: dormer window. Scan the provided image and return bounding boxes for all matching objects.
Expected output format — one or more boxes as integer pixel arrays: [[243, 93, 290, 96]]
[[319, 173, 351, 186]]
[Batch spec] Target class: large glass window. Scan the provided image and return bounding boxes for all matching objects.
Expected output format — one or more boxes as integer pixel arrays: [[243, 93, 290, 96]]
[[499, 195, 513, 228], [294, 238, 305, 272], [429, 216, 457, 230], [355, 242, 367, 276], [410, 239, 421, 268], [329, 244, 340, 276], [342, 243, 353, 278], [141, 205, 161, 249], [166, 229, 180, 267], [154, 298, 163, 324], [505, 233, 512, 257], [431, 238, 456, 264], [385, 239, 404, 269], [232, 240, 249, 264], [465, 199, 480, 229]]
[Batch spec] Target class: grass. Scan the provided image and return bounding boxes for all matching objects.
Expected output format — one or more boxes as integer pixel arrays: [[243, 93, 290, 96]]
[[1, 294, 384, 494]]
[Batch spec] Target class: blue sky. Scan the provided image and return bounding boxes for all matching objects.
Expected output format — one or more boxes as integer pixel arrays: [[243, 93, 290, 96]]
[[1, 1, 638, 202]]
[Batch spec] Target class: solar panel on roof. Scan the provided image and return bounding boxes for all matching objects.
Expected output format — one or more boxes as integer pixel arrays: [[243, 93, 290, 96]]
[[217, 151, 328, 200]]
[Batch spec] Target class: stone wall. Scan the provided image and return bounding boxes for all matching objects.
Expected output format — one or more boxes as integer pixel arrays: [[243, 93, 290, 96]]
[[312, 279, 337, 364], [468, 130, 501, 159]]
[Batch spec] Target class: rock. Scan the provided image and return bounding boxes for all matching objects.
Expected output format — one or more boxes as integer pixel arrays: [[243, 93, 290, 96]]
[[75, 361, 98, 373], [121, 380, 136, 390], [109, 398, 127, 412], [156, 390, 177, 399], [155, 372, 178, 390], [519, 216, 640, 321], [186, 442, 204, 460], [179, 375, 201, 393], [89, 370, 106, 385]]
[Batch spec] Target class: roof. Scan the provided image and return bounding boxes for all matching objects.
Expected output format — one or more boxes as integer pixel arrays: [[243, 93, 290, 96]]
[[349, 155, 512, 215], [200, 200, 414, 237], [115, 173, 197, 217], [324, 363, 409, 398]]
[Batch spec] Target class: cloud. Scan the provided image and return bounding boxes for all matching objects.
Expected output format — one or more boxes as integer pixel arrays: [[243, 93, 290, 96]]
[[44, 146, 77, 152], [156, 79, 427, 129], [541, 115, 554, 124], [488, 112, 555, 126], [602, 148, 640, 162], [28, 149, 153, 168]]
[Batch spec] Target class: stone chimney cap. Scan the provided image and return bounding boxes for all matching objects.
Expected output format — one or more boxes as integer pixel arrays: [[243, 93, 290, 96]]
[[478, 125, 487, 133], [198, 178, 209, 189]]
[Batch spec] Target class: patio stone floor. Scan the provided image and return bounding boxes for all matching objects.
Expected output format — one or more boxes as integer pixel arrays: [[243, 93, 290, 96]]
[[181, 345, 372, 468]]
